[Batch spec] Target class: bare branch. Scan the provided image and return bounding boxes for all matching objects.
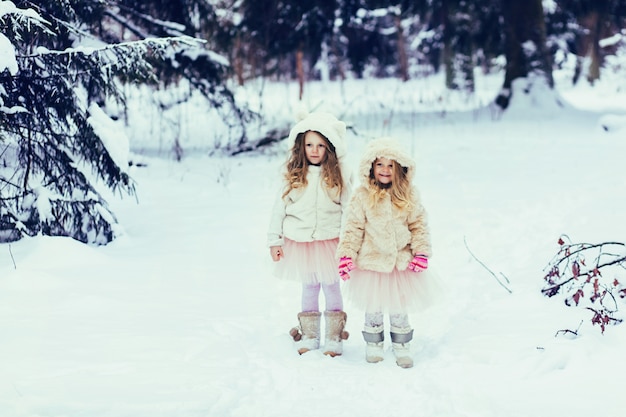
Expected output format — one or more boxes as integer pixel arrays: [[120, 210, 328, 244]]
[[542, 241, 626, 297], [542, 237, 626, 333], [463, 236, 512, 294], [8, 244, 17, 269], [555, 320, 583, 338]]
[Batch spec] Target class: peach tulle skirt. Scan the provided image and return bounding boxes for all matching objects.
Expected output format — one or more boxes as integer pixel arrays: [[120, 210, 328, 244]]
[[343, 267, 443, 314], [272, 238, 340, 285]]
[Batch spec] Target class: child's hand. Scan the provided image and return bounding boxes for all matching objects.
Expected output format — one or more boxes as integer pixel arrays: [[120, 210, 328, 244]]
[[408, 254, 428, 272], [338, 257, 354, 281], [270, 246, 283, 262]]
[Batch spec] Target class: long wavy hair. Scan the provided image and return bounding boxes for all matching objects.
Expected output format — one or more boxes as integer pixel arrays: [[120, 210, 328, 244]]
[[283, 131, 343, 198], [368, 158, 414, 211]]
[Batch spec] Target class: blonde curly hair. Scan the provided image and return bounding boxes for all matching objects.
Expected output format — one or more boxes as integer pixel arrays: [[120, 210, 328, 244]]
[[367, 158, 414, 211]]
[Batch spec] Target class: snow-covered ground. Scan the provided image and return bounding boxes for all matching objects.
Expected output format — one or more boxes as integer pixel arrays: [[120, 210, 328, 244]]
[[1, 71, 626, 417]]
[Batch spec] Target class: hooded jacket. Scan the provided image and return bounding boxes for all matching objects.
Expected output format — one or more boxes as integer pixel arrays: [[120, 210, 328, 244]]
[[267, 112, 352, 246], [336, 138, 431, 273]]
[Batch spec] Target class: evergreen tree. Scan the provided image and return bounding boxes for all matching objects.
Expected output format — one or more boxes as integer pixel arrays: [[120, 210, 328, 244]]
[[338, 0, 415, 79], [99, 0, 250, 151], [0, 0, 201, 244], [441, 0, 480, 92], [548, 0, 626, 84], [238, 0, 336, 79]]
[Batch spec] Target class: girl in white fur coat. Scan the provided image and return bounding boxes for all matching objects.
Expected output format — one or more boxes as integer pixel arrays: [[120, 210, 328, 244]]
[[336, 137, 440, 368], [267, 112, 352, 357]]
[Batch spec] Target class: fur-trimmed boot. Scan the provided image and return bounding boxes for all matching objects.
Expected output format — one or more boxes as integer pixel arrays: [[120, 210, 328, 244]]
[[362, 325, 385, 363], [323, 311, 350, 357], [289, 311, 322, 355], [390, 326, 414, 368]]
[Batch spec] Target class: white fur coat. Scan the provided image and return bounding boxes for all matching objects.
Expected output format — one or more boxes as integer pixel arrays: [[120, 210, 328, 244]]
[[336, 138, 431, 272], [267, 165, 351, 246]]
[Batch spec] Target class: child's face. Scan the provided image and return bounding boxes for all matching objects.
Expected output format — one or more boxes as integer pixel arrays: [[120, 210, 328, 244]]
[[373, 157, 393, 185], [304, 131, 327, 165]]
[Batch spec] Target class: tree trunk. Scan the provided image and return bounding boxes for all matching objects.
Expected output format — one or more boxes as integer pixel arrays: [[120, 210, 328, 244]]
[[496, 0, 553, 109], [296, 48, 305, 100], [456, 3, 474, 93], [395, 14, 409, 82], [587, 11, 602, 84], [579, 0, 611, 85], [442, 0, 474, 92], [331, 36, 345, 81], [233, 34, 245, 86], [442, 0, 454, 89]]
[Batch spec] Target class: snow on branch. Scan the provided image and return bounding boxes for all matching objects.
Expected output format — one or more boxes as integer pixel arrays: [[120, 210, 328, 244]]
[[0, 0, 51, 74], [0, 32, 18, 75], [0, 0, 48, 23], [104, 5, 187, 39], [18, 35, 204, 58]]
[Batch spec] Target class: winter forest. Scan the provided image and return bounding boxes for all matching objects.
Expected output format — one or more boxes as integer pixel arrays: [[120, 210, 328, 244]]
[[2, 1, 626, 416], [1, 0, 625, 244]]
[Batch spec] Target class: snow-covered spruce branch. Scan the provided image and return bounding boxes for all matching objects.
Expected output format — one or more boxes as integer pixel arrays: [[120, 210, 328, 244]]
[[16, 35, 203, 59], [103, 9, 153, 40], [0, 1, 51, 29], [104, 5, 187, 38], [542, 235, 626, 333]]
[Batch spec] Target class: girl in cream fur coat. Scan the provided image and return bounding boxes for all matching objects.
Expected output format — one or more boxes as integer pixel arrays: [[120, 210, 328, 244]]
[[267, 111, 352, 357], [337, 137, 439, 368]]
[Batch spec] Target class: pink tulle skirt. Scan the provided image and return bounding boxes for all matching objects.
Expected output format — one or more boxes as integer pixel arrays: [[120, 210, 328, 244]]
[[343, 267, 442, 314], [272, 238, 340, 285]]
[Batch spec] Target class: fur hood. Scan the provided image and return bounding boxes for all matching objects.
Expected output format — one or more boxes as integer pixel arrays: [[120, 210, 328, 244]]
[[358, 137, 415, 183], [287, 111, 347, 159]]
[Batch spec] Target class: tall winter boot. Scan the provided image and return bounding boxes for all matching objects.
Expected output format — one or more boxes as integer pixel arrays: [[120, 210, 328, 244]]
[[390, 326, 414, 368], [362, 325, 385, 363], [289, 311, 322, 355], [323, 311, 350, 357]]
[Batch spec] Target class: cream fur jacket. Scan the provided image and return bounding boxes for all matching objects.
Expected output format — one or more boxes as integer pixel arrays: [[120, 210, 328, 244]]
[[336, 137, 431, 273], [267, 165, 352, 246]]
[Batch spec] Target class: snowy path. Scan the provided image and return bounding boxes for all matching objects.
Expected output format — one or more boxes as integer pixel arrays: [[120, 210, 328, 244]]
[[1, 109, 625, 417]]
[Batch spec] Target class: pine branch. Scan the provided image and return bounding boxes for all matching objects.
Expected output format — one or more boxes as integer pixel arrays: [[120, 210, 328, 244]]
[[8, 244, 17, 269], [16, 35, 202, 59], [104, 6, 188, 38]]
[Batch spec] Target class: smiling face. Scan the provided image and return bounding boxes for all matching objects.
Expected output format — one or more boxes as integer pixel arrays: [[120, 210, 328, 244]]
[[303, 131, 328, 165], [373, 157, 394, 185]]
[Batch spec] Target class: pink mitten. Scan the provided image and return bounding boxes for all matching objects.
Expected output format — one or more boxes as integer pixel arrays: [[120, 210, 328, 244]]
[[338, 257, 354, 281], [408, 254, 428, 272]]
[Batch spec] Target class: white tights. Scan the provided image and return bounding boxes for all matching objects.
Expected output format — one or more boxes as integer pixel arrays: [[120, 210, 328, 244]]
[[364, 311, 410, 329], [301, 282, 343, 312]]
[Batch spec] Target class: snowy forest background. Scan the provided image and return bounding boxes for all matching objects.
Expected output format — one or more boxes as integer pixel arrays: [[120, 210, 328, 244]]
[[1, 0, 626, 245]]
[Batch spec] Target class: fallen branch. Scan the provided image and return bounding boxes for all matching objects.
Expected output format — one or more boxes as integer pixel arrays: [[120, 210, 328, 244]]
[[555, 320, 583, 338], [9, 244, 16, 269], [464, 237, 512, 294]]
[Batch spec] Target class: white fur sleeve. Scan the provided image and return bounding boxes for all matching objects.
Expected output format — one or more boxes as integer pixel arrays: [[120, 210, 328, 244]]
[[407, 200, 432, 257], [336, 190, 365, 260], [267, 187, 286, 247]]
